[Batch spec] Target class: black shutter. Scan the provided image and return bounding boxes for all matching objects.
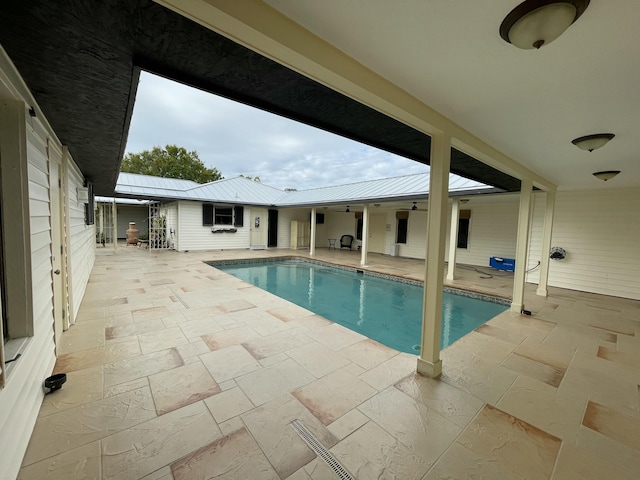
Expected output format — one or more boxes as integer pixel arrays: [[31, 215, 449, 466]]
[[203, 204, 213, 226], [234, 206, 244, 227]]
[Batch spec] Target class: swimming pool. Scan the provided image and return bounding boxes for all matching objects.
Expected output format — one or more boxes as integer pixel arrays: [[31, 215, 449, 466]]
[[213, 259, 509, 354]]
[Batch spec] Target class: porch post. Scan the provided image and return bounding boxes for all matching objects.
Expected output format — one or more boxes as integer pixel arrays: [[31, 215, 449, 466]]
[[360, 204, 369, 266], [112, 199, 117, 251], [98, 202, 104, 244], [417, 131, 451, 378], [310, 207, 317, 256], [511, 178, 533, 313], [446, 198, 459, 281], [536, 188, 556, 297]]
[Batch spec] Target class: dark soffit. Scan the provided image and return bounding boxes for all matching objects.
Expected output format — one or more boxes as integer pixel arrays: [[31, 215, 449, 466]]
[[0, 0, 521, 196]]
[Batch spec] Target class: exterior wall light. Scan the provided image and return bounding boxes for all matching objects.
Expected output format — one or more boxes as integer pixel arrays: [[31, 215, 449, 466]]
[[571, 133, 615, 152], [500, 0, 589, 49], [592, 170, 620, 181]]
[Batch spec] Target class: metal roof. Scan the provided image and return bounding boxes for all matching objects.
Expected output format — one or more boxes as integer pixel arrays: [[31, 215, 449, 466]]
[[115, 173, 284, 205], [115, 171, 502, 207], [273, 172, 501, 206]]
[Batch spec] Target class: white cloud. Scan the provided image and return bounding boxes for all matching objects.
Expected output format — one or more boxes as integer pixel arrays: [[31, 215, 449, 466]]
[[126, 72, 428, 190]]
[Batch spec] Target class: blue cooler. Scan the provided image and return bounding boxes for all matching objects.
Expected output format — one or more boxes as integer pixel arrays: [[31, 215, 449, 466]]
[[490, 256, 515, 272]]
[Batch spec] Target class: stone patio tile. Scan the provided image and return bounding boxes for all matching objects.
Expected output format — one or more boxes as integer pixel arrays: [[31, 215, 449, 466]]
[[149, 361, 221, 415], [200, 345, 261, 383], [237, 358, 315, 406], [171, 428, 279, 480]]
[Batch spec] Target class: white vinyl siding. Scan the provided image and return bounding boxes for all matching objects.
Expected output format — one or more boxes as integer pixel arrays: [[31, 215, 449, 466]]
[[528, 188, 640, 300], [0, 113, 57, 480], [175, 201, 250, 251], [448, 201, 520, 267], [0, 53, 97, 479], [400, 210, 428, 259], [67, 161, 94, 319]]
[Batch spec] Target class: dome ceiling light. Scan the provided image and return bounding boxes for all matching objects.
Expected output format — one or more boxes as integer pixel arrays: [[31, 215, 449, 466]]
[[500, 0, 590, 50], [592, 171, 620, 182], [571, 133, 615, 152]]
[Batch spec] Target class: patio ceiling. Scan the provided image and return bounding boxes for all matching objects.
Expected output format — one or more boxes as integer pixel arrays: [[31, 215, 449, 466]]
[[0, 0, 522, 196]]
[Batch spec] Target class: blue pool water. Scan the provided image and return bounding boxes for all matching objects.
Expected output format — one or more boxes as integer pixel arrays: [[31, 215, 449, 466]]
[[215, 260, 508, 354]]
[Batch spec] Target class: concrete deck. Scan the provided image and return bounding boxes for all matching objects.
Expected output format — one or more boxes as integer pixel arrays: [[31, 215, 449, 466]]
[[18, 248, 640, 479]]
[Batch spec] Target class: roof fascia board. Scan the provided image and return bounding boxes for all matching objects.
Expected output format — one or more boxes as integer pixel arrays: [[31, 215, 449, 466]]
[[156, 0, 555, 191]]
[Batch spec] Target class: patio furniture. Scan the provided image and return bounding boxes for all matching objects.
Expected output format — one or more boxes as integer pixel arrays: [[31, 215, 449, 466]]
[[328, 238, 337, 249], [340, 235, 354, 250]]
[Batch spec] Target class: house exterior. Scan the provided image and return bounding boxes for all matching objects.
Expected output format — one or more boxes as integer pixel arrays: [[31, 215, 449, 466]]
[[1, 2, 639, 477], [114, 172, 640, 302]]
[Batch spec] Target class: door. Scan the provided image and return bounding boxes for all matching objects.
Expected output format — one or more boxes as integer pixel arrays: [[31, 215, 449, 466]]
[[368, 213, 387, 253], [268, 209, 278, 247], [50, 157, 65, 346], [250, 207, 268, 248]]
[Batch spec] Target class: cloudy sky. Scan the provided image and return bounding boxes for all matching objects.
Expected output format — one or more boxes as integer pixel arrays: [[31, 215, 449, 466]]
[[125, 72, 428, 190]]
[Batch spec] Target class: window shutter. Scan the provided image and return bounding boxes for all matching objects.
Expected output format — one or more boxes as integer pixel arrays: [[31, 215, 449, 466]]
[[202, 204, 213, 226], [234, 206, 244, 227]]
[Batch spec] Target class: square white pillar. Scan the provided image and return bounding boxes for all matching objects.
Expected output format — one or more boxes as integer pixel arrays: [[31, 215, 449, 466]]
[[536, 189, 556, 297], [446, 198, 460, 281], [310, 207, 316, 256], [417, 132, 451, 378], [360, 204, 369, 266], [511, 178, 533, 313]]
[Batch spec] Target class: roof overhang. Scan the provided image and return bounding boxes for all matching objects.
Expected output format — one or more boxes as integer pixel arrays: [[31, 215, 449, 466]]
[[0, 1, 522, 196]]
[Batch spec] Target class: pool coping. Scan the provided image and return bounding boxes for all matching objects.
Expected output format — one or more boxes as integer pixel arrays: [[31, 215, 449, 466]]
[[206, 256, 512, 307]]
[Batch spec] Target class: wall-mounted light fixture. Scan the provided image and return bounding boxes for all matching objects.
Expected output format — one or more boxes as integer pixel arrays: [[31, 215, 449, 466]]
[[592, 170, 620, 181], [411, 202, 417, 211], [571, 133, 615, 152], [459, 198, 470, 204], [345, 206, 350, 213], [500, 0, 590, 50]]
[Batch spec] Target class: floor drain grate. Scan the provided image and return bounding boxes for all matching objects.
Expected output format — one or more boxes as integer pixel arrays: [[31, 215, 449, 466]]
[[290, 419, 354, 480]]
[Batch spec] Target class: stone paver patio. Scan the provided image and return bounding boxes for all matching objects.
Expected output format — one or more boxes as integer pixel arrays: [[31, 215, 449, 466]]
[[18, 247, 640, 479]]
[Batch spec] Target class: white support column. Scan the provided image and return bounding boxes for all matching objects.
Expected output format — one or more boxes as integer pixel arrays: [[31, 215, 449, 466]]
[[536, 189, 556, 297], [511, 178, 533, 313], [417, 132, 451, 378], [98, 203, 104, 243], [446, 198, 459, 281], [310, 207, 317, 256], [360, 204, 369, 266], [112, 199, 118, 252]]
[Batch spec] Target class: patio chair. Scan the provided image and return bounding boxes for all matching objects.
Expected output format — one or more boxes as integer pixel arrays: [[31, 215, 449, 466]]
[[340, 234, 354, 250]]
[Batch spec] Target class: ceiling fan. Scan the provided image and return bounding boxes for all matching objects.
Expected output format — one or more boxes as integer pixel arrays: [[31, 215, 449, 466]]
[[398, 202, 428, 212]]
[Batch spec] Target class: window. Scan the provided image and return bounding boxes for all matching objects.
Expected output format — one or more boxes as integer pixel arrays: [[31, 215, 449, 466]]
[[457, 209, 471, 249], [215, 206, 233, 225], [396, 211, 409, 244], [204, 205, 243, 226], [202, 204, 213, 226]]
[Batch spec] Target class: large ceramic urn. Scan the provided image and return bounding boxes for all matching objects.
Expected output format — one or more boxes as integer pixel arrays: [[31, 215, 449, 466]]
[[126, 222, 139, 244]]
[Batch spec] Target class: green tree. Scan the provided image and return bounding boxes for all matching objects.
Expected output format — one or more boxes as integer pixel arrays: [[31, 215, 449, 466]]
[[121, 145, 223, 183], [239, 174, 261, 182]]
